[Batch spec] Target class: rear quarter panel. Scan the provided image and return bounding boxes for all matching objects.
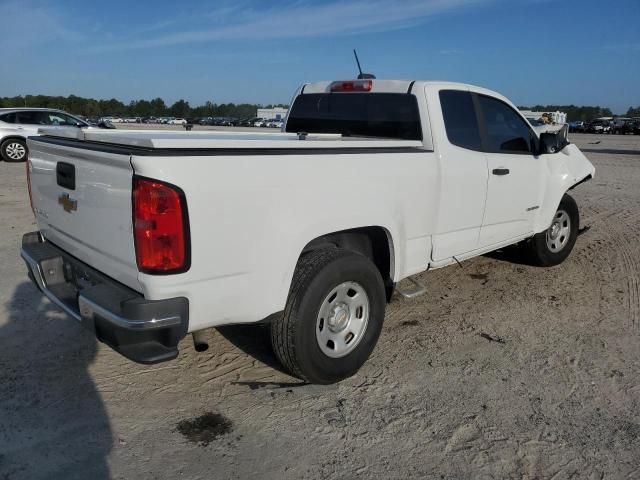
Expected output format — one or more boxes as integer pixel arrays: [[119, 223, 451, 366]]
[[131, 150, 438, 330]]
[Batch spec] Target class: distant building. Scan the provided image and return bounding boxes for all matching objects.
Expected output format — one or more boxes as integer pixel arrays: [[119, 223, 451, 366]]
[[257, 107, 288, 120], [520, 110, 567, 124]]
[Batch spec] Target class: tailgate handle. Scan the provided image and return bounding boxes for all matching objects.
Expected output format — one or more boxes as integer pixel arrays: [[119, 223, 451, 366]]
[[56, 162, 76, 190]]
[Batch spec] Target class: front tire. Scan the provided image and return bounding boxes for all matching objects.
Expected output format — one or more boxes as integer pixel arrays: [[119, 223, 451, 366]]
[[271, 248, 386, 384], [1, 138, 28, 162], [527, 194, 579, 267]]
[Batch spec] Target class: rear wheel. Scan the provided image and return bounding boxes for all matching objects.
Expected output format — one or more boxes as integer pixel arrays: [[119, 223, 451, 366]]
[[1, 138, 28, 162], [527, 194, 579, 267], [271, 248, 386, 384]]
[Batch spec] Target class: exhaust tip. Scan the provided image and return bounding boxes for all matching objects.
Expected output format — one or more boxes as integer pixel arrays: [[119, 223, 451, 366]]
[[192, 331, 209, 352]]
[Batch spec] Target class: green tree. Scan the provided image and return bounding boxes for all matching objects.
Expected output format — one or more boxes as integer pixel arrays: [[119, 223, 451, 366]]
[[169, 99, 191, 118], [149, 98, 167, 117], [0, 93, 287, 119], [627, 106, 640, 117]]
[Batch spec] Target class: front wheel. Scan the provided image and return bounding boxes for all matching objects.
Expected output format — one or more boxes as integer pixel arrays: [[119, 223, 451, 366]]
[[1, 138, 28, 162], [271, 248, 386, 384], [526, 194, 579, 267]]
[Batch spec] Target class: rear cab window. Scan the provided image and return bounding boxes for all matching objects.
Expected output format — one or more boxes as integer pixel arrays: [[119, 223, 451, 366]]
[[285, 93, 422, 140]]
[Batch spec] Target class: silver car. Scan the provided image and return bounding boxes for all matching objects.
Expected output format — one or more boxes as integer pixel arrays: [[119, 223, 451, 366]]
[[0, 108, 90, 162]]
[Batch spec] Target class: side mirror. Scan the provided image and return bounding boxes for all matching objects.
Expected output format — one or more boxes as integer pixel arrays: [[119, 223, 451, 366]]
[[539, 124, 569, 154]]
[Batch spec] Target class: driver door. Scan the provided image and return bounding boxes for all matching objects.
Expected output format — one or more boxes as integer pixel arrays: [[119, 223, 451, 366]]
[[476, 94, 543, 248]]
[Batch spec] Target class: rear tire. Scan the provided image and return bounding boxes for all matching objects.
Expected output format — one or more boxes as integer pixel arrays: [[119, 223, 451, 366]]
[[527, 194, 579, 267], [271, 248, 386, 384], [1, 138, 28, 162]]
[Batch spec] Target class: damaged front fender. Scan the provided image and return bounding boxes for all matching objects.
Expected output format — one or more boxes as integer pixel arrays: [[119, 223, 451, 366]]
[[533, 143, 596, 234]]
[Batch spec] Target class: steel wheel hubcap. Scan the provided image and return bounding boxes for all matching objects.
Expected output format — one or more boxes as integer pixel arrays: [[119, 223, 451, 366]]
[[546, 210, 571, 253], [316, 281, 369, 358], [6, 143, 26, 160]]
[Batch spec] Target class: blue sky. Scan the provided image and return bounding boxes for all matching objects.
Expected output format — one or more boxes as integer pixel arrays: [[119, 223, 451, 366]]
[[1, 0, 638, 113]]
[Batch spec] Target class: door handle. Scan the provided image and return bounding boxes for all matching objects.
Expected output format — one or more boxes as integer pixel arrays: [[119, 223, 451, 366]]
[[492, 168, 510, 176]]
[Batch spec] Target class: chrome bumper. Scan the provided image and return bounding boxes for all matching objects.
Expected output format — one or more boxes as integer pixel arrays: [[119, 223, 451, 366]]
[[21, 232, 189, 364]]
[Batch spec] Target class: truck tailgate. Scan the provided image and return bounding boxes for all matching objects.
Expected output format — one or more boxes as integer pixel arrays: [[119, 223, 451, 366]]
[[27, 137, 141, 292]]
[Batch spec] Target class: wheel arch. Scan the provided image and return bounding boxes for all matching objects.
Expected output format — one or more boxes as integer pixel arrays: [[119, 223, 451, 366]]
[[568, 173, 592, 191], [300, 226, 396, 301], [1, 135, 27, 144], [533, 146, 594, 234], [534, 183, 582, 234]]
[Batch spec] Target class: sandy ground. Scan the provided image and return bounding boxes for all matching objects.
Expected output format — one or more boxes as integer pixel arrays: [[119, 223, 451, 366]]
[[1, 133, 639, 479]]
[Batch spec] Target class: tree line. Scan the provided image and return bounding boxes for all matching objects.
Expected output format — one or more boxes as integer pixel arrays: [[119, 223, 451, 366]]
[[626, 106, 640, 117], [1, 94, 634, 122], [0, 94, 288, 119]]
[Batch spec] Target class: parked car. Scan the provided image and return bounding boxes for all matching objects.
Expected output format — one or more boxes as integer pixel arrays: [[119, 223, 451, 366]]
[[237, 117, 259, 127], [612, 118, 635, 135], [253, 118, 267, 127], [0, 108, 95, 162], [568, 121, 586, 133], [220, 117, 239, 126], [21, 78, 594, 384], [168, 118, 187, 125], [587, 119, 612, 134]]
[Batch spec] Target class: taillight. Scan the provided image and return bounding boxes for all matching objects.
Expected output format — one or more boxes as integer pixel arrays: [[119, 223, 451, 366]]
[[133, 176, 190, 274], [330, 80, 372, 92], [26, 159, 34, 215]]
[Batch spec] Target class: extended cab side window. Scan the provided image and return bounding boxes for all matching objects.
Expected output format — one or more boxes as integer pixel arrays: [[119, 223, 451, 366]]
[[439, 90, 482, 151], [477, 95, 535, 154]]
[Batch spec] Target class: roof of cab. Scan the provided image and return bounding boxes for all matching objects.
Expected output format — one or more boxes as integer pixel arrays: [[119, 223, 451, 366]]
[[298, 79, 514, 111], [302, 79, 415, 94], [0, 107, 66, 113]]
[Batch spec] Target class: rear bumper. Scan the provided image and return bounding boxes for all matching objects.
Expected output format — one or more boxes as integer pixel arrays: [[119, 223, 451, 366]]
[[21, 231, 189, 364]]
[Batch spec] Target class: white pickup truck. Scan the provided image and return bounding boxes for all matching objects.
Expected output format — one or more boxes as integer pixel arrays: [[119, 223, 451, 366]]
[[21, 79, 594, 384]]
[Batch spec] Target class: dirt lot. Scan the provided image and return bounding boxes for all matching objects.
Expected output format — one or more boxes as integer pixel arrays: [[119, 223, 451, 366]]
[[1, 133, 639, 479]]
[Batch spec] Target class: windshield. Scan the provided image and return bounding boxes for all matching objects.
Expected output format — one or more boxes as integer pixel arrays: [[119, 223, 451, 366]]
[[285, 92, 422, 140]]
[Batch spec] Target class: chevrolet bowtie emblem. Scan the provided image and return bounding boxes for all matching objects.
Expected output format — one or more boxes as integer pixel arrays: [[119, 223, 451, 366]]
[[58, 193, 77, 213]]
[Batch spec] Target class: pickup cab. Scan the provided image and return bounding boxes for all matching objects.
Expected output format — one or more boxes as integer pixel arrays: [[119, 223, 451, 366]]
[[21, 79, 595, 384]]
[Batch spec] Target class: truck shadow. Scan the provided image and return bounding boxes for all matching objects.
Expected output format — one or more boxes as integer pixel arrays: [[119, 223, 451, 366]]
[[0, 282, 112, 480], [484, 245, 538, 266], [216, 320, 292, 377], [485, 227, 592, 266]]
